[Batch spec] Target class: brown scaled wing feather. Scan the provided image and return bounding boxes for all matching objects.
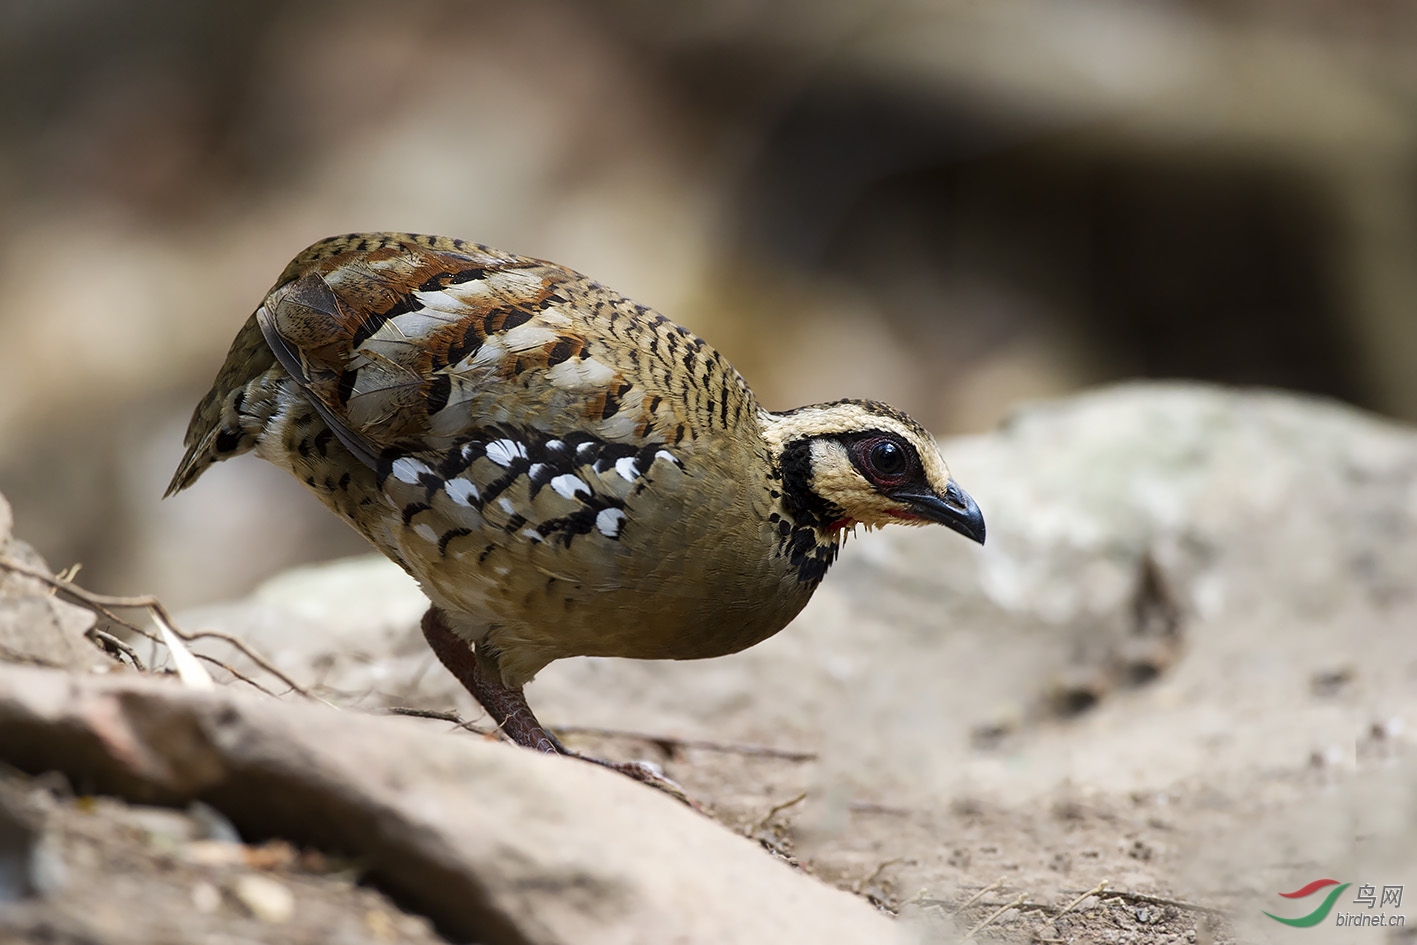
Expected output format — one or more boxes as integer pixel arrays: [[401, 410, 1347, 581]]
[[170, 233, 757, 494], [260, 236, 674, 463]]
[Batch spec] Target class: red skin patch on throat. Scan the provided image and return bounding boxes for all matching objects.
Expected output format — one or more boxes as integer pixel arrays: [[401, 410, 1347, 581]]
[[827, 510, 922, 531]]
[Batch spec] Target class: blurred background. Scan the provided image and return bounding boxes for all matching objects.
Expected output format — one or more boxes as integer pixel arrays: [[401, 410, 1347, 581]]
[[2, 0, 1416, 608]]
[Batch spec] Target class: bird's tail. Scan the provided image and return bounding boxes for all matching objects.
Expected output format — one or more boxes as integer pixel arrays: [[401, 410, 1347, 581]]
[[165, 312, 278, 497]]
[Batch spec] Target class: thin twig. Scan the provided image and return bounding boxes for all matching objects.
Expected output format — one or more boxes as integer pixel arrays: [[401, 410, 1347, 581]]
[[100, 599, 307, 696], [382, 706, 494, 736], [166, 628, 313, 693], [119, 626, 287, 699], [102, 622, 285, 699], [187, 654, 286, 698], [751, 790, 808, 833], [384, 706, 464, 723], [551, 724, 817, 761], [853, 858, 903, 895], [1099, 889, 1227, 917], [1055, 880, 1108, 919], [847, 799, 912, 816], [0, 557, 308, 699], [86, 627, 147, 670], [964, 892, 1028, 939], [951, 877, 1009, 917]]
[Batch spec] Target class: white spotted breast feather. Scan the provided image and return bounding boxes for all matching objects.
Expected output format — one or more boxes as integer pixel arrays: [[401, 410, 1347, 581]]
[[375, 427, 686, 566]]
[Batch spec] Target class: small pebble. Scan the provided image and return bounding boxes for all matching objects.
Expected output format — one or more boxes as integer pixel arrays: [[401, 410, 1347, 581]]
[[191, 880, 221, 913], [188, 801, 243, 844], [232, 874, 295, 924], [1370, 717, 1404, 740], [1309, 744, 1346, 768], [365, 909, 397, 942], [29, 836, 68, 897], [1309, 666, 1354, 698], [184, 840, 246, 867]]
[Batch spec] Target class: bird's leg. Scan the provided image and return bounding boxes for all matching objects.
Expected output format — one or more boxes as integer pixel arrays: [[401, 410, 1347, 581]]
[[420, 606, 700, 809], [420, 607, 565, 753]]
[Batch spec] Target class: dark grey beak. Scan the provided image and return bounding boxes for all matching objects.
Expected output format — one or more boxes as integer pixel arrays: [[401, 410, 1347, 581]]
[[898, 480, 986, 545]]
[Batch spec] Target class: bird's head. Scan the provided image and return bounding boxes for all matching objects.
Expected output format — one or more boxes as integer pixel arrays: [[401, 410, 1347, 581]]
[[761, 400, 986, 544]]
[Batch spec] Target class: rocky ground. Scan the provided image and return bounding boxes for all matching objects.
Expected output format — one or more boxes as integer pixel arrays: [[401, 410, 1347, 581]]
[[2, 383, 1415, 944]]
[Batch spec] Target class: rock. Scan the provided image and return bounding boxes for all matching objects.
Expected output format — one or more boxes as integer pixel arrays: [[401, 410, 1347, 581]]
[[232, 874, 295, 924], [0, 663, 895, 945], [0, 779, 66, 904], [0, 487, 103, 672], [178, 553, 429, 698], [0, 781, 44, 902], [0, 775, 446, 945]]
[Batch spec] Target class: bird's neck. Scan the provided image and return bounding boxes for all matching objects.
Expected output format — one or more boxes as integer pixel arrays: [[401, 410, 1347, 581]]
[[759, 407, 850, 533], [755, 410, 848, 587]]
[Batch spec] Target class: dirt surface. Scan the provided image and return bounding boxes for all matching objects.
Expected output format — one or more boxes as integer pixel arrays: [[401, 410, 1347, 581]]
[[4, 384, 1416, 944], [1, 783, 443, 945]]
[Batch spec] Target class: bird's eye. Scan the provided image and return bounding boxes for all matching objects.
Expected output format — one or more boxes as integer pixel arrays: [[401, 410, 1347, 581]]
[[868, 440, 907, 477], [846, 433, 915, 487]]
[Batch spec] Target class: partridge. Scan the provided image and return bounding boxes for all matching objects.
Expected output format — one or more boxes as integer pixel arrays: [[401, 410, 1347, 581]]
[[168, 233, 985, 786]]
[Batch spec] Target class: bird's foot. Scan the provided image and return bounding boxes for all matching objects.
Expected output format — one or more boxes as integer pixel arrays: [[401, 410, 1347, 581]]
[[421, 608, 568, 752], [421, 607, 701, 809], [571, 754, 703, 811]]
